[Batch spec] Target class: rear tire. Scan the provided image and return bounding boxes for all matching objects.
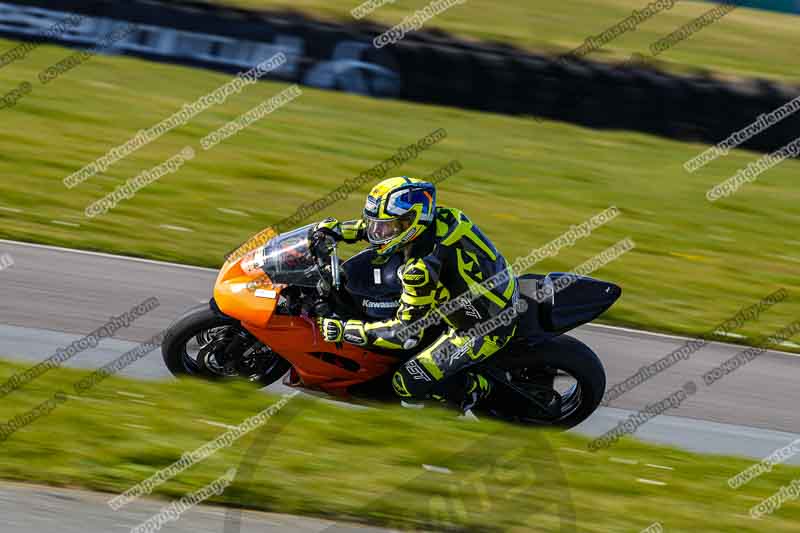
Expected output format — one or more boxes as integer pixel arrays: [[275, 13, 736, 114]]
[[488, 335, 606, 429], [162, 304, 290, 387]]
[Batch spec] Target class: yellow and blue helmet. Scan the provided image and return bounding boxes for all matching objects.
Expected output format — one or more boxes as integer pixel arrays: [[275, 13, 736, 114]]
[[363, 176, 436, 256]]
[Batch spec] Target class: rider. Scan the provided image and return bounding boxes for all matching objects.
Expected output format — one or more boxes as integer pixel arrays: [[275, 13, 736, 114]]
[[315, 176, 519, 412]]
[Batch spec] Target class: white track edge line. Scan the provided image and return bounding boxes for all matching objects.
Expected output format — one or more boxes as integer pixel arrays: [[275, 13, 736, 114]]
[[584, 323, 800, 357], [0, 239, 217, 273]]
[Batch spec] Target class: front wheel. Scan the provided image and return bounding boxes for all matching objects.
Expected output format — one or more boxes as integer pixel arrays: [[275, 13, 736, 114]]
[[483, 335, 606, 429], [161, 304, 291, 387]]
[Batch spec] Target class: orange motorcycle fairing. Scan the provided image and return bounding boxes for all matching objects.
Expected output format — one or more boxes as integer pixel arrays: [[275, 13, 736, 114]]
[[244, 315, 400, 396], [213, 251, 401, 396], [213, 252, 280, 328]]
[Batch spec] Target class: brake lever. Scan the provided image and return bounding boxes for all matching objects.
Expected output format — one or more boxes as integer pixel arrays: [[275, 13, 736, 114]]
[[330, 241, 341, 291]]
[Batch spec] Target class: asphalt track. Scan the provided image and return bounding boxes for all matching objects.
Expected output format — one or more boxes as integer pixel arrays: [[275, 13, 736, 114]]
[[0, 481, 393, 533], [0, 239, 799, 530]]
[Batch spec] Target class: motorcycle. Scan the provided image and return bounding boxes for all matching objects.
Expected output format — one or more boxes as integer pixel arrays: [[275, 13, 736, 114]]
[[162, 223, 621, 428]]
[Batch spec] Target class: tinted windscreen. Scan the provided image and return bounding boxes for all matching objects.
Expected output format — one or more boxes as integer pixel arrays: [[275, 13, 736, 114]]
[[259, 224, 321, 287]]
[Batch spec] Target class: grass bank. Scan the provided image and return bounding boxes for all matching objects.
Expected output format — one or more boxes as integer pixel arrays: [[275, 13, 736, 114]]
[[199, 0, 797, 81], [0, 358, 798, 531], [0, 38, 798, 346]]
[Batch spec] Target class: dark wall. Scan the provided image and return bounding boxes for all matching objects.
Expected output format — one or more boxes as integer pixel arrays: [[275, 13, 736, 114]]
[[3, 0, 799, 154]]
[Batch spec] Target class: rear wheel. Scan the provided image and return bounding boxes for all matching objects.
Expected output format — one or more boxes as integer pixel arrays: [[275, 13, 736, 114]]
[[161, 304, 290, 387], [483, 335, 605, 429]]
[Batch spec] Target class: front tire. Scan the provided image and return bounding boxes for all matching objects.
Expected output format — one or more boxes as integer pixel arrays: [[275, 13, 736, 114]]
[[161, 304, 290, 387]]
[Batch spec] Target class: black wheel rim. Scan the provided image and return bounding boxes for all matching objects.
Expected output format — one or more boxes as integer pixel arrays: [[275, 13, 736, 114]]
[[181, 325, 282, 381], [181, 326, 235, 376], [503, 366, 585, 424]]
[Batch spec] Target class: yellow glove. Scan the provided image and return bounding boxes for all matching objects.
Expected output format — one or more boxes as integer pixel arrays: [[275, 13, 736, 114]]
[[318, 316, 344, 343], [313, 217, 343, 240]]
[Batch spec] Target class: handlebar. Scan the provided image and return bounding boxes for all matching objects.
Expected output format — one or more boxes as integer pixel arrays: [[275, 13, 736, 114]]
[[311, 232, 342, 295], [311, 236, 349, 318]]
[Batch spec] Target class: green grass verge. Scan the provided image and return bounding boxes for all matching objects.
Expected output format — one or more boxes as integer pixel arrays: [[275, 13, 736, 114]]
[[0, 358, 798, 532], [193, 0, 797, 81], [1, 38, 798, 347]]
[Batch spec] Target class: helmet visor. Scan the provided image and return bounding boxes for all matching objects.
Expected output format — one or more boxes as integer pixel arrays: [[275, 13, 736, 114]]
[[364, 211, 415, 245], [386, 188, 433, 217]]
